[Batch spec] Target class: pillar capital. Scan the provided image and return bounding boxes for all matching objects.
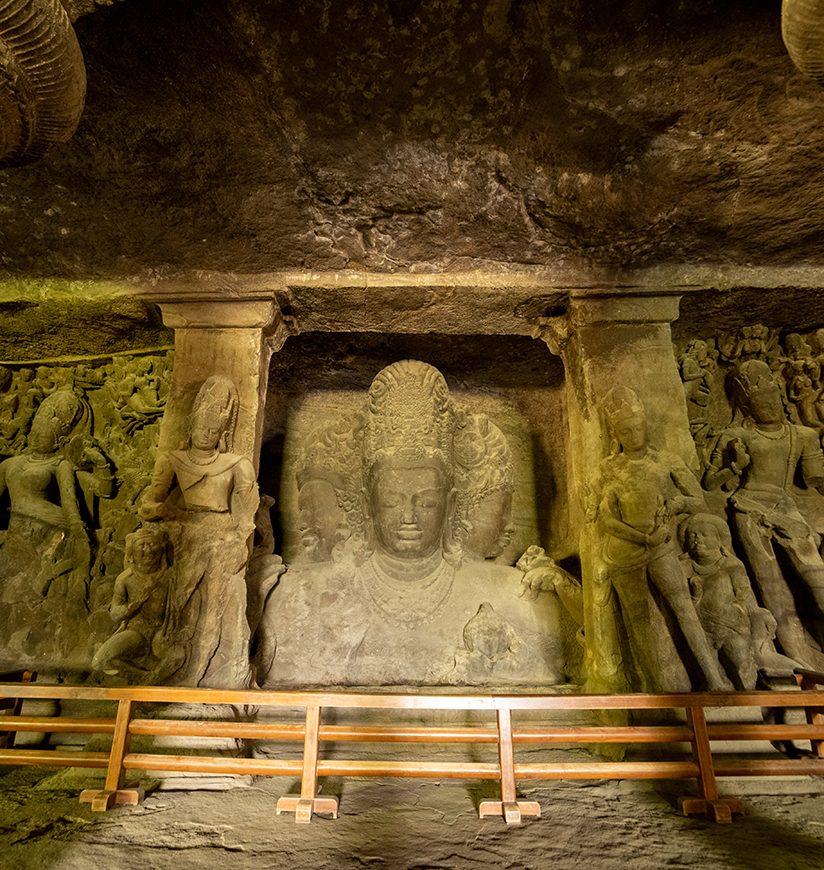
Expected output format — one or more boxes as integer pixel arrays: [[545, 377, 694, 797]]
[[567, 288, 682, 327], [155, 298, 284, 331]]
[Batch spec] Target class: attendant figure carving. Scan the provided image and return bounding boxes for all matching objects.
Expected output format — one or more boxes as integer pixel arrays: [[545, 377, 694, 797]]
[[140, 375, 258, 687], [92, 525, 175, 679], [0, 388, 113, 660], [679, 513, 774, 689], [592, 386, 730, 691]]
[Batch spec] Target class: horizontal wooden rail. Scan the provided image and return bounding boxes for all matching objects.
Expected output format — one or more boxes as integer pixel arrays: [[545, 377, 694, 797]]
[[0, 677, 822, 826]]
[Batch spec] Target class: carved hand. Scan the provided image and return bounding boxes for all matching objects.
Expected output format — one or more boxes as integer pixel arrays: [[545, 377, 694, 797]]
[[646, 525, 670, 549], [729, 438, 751, 474]]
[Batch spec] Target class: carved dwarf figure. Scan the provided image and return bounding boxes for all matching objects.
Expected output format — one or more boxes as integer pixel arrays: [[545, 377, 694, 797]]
[[593, 386, 730, 691], [140, 375, 258, 688], [92, 525, 175, 678], [704, 359, 824, 670], [679, 513, 775, 690]]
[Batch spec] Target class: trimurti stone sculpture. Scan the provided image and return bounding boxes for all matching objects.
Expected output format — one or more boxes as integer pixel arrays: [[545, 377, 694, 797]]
[[263, 360, 566, 687]]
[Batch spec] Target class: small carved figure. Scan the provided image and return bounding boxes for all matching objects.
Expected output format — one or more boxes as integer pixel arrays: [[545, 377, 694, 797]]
[[679, 339, 718, 453], [679, 513, 772, 690], [92, 525, 175, 677], [705, 359, 824, 670], [594, 386, 730, 691]]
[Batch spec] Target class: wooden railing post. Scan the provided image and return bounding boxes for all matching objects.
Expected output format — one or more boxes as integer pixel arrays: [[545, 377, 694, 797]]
[[479, 705, 541, 826], [679, 703, 743, 824], [0, 670, 35, 750], [797, 673, 824, 759], [79, 698, 144, 812], [276, 703, 339, 823]]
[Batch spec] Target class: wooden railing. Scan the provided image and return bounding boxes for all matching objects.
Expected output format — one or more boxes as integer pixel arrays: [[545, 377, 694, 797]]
[[1, 679, 823, 826]]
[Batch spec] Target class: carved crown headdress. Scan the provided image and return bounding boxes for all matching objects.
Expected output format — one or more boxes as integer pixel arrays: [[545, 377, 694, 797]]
[[602, 385, 645, 427], [191, 375, 238, 452], [454, 411, 513, 506], [729, 359, 777, 415], [362, 360, 453, 480]]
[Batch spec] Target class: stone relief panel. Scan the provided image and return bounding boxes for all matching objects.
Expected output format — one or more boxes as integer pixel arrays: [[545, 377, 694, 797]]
[[675, 325, 824, 680], [0, 350, 172, 674], [261, 359, 570, 688]]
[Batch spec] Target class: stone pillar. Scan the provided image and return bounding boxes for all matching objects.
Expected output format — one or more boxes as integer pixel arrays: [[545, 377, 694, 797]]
[[154, 298, 292, 469], [538, 289, 696, 693], [141, 296, 293, 688]]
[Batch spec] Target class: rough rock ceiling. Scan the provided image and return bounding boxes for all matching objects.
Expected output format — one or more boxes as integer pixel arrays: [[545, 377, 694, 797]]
[[1, 0, 821, 281]]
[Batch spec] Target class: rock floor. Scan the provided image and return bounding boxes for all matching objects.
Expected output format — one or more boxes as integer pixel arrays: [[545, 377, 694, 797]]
[[1, 767, 824, 870]]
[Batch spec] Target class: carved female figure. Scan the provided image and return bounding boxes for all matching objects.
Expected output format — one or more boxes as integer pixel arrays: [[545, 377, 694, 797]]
[[594, 386, 730, 691], [140, 375, 258, 688], [0, 388, 112, 661]]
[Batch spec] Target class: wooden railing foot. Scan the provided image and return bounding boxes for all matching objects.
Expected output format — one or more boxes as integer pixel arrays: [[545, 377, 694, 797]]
[[80, 787, 145, 813], [479, 799, 541, 826], [276, 795, 339, 823], [678, 795, 743, 824]]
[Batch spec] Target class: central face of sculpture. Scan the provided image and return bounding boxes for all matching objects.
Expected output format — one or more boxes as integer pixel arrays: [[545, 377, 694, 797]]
[[368, 459, 451, 560], [131, 534, 165, 574], [613, 412, 647, 454], [748, 383, 784, 425], [190, 409, 224, 452]]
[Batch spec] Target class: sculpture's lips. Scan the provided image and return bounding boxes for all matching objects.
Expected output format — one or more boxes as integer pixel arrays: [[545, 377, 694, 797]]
[[396, 527, 422, 540], [299, 529, 319, 545]]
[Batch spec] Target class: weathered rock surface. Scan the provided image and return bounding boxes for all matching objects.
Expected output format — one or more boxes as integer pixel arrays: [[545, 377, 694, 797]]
[[2, 0, 824, 279], [1, 766, 824, 870]]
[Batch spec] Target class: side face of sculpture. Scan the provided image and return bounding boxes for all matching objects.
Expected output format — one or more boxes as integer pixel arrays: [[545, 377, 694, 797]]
[[265, 359, 567, 688], [589, 384, 738, 693]]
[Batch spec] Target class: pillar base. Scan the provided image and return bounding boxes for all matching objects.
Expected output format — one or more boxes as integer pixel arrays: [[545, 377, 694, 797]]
[[479, 799, 541, 826], [276, 795, 339, 824], [679, 795, 744, 824], [79, 787, 145, 813]]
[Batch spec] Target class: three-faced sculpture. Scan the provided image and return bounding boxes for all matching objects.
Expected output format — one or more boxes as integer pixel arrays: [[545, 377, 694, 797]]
[[266, 360, 565, 688]]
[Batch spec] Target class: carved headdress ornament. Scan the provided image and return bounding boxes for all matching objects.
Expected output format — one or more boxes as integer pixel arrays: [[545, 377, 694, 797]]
[[191, 375, 238, 453], [602, 385, 645, 427], [362, 360, 453, 481], [454, 412, 513, 507], [729, 359, 780, 417]]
